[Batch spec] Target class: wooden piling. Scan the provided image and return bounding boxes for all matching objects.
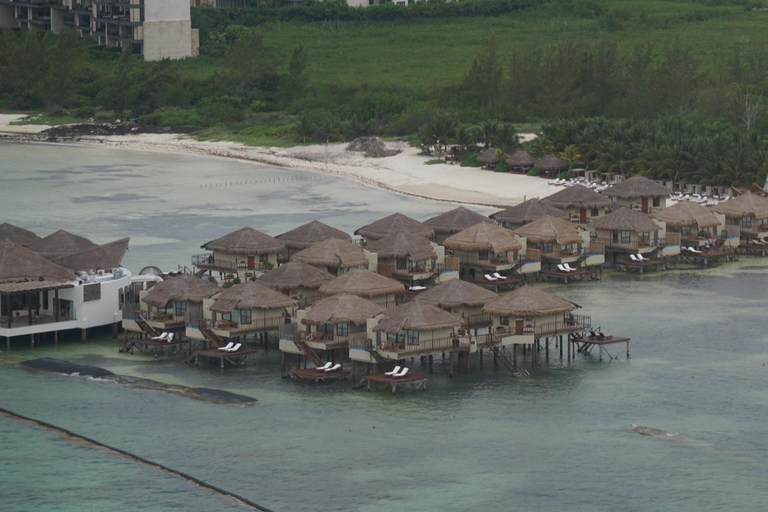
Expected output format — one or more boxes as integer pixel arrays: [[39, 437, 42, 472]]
[[428, 354, 433, 374], [449, 352, 454, 378]]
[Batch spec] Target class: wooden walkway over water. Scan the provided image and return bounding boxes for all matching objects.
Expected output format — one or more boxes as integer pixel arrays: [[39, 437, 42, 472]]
[[121, 338, 189, 357], [290, 367, 350, 382], [192, 347, 256, 368], [364, 373, 428, 394], [571, 334, 630, 360]]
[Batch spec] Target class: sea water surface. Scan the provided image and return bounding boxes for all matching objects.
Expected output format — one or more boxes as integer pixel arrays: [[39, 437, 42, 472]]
[[1, 142, 768, 512]]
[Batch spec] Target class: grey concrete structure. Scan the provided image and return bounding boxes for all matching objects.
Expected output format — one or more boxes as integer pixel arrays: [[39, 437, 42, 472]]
[[0, 0, 196, 61]]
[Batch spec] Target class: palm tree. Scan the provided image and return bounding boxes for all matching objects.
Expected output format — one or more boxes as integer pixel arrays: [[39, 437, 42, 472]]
[[559, 144, 583, 170], [295, 116, 315, 144]]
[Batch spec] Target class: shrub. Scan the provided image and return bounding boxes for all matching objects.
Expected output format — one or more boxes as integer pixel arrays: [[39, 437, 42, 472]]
[[527, 168, 540, 176], [461, 152, 481, 167], [494, 161, 510, 173]]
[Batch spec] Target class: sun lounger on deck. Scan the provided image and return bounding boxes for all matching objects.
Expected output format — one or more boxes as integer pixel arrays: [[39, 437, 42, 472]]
[[316, 362, 333, 370], [629, 254, 639, 261], [166, 333, 174, 342], [324, 363, 342, 372], [564, 263, 577, 271], [557, 264, 570, 272], [484, 274, 498, 281], [384, 366, 401, 376], [218, 342, 235, 351], [151, 332, 168, 340], [393, 367, 410, 378], [493, 272, 507, 280], [225, 342, 242, 352]]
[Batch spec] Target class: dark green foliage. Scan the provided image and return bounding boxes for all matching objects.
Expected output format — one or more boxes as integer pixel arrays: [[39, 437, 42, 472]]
[[461, 152, 481, 167]]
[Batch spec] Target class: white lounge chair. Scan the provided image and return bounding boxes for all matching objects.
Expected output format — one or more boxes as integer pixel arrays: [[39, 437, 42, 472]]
[[384, 366, 401, 376], [493, 272, 507, 280], [636, 253, 648, 261], [151, 332, 168, 341], [629, 254, 639, 261], [393, 367, 410, 378], [564, 263, 578, 272], [225, 342, 242, 352], [166, 333, 174, 342], [557, 263, 571, 272], [484, 274, 498, 281], [324, 363, 342, 372], [316, 362, 333, 371], [218, 342, 235, 351]]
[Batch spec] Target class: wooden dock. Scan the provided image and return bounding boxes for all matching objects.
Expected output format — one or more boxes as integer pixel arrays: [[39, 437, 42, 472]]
[[679, 249, 731, 265], [472, 276, 525, 291], [364, 373, 428, 394], [290, 367, 350, 382], [738, 243, 768, 256], [615, 258, 667, 273], [122, 338, 189, 357], [540, 268, 597, 283], [193, 347, 256, 368], [571, 334, 630, 361]]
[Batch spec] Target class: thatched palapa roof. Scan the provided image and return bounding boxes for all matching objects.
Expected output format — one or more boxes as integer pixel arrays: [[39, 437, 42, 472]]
[[256, 261, 333, 291], [477, 147, 501, 164], [483, 286, 576, 318], [443, 222, 522, 253], [604, 175, 669, 198], [491, 199, 567, 225], [652, 201, 722, 228], [423, 207, 494, 235], [302, 293, 382, 326], [373, 301, 462, 333], [542, 184, 612, 210], [0, 223, 40, 246], [210, 281, 295, 313], [355, 213, 433, 240], [712, 192, 768, 220], [367, 232, 436, 262], [276, 220, 350, 250], [415, 279, 498, 309], [201, 227, 284, 256], [319, 268, 405, 298], [0, 239, 77, 285], [515, 216, 583, 245], [142, 274, 220, 307], [506, 151, 538, 167], [590, 208, 660, 232], [28, 230, 97, 259], [53, 238, 130, 271], [535, 154, 568, 172], [291, 238, 368, 270]]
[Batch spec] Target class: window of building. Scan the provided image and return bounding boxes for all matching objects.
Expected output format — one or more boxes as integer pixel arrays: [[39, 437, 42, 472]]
[[407, 330, 419, 345], [591, 207, 599, 217], [239, 309, 251, 325], [336, 323, 348, 336], [681, 226, 691, 236], [612, 231, 619, 243], [637, 232, 650, 242], [396, 257, 407, 270], [620, 230, 631, 244], [653, 196, 661, 207], [742, 216, 753, 228], [500, 316, 510, 326], [542, 243, 553, 254], [259, 253, 269, 263], [478, 250, 490, 260], [175, 301, 186, 316]]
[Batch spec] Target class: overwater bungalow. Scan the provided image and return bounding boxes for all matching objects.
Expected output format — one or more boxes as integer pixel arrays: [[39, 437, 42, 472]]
[[290, 238, 371, 276], [54, 238, 131, 273], [603, 175, 670, 213], [541, 184, 612, 225], [256, 260, 333, 307], [491, 198, 568, 230], [423, 206, 495, 244], [367, 232, 443, 285], [589, 208, 680, 261], [192, 227, 284, 279], [28, 230, 98, 260], [414, 279, 498, 329], [515, 215, 605, 278], [711, 192, 768, 245], [276, 220, 350, 261], [652, 201, 734, 249], [355, 213, 434, 244], [0, 222, 41, 246], [318, 268, 405, 308], [443, 222, 540, 280], [505, 151, 538, 173]]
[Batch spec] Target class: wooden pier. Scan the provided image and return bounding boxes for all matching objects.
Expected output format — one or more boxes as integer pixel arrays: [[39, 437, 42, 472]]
[[615, 258, 667, 273], [121, 337, 189, 357], [738, 242, 768, 256], [364, 373, 428, 394], [192, 347, 256, 368], [679, 248, 731, 266], [472, 276, 525, 291], [571, 334, 630, 360], [540, 267, 598, 283], [290, 367, 350, 382]]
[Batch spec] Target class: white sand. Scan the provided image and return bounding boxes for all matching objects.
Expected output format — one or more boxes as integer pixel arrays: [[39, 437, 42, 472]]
[[0, 115, 553, 207], [0, 114, 52, 134]]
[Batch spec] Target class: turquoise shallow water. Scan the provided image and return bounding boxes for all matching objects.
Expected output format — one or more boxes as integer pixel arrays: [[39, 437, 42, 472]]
[[2, 143, 768, 511]]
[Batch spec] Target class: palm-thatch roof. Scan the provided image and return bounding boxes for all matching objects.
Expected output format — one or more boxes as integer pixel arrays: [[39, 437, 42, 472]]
[[482, 286, 576, 318], [290, 238, 368, 270], [201, 227, 284, 256], [373, 301, 462, 333], [53, 238, 130, 271], [506, 151, 538, 167], [319, 268, 405, 298], [652, 201, 722, 228], [256, 261, 333, 291], [515, 216, 583, 245], [355, 213, 434, 240], [276, 220, 350, 250], [423, 207, 494, 235], [28, 230, 97, 259], [0, 239, 76, 284], [443, 222, 522, 253], [0, 223, 40, 246], [302, 293, 382, 326], [491, 199, 568, 225], [367, 232, 436, 262], [535, 154, 568, 172], [210, 281, 295, 313], [604, 175, 669, 198], [142, 274, 220, 308], [477, 147, 501, 164], [590, 208, 660, 232], [415, 279, 498, 309], [712, 192, 768, 219], [542, 184, 612, 209]]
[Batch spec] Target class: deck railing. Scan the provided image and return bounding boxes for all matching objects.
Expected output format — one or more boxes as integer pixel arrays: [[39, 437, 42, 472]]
[[595, 237, 660, 251], [381, 337, 460, 356], [664, 232, 681, 246], [460, 252, 517, 268], [202, 316, 289, 333], [1, 308, 78, 329], [466, 313, 492, 328], [287, 330, 368, 347], [535, 314, 591, 335], [191, 253, 273, 273], [122, 302, 140, 320], [589, 240, 605, 255]]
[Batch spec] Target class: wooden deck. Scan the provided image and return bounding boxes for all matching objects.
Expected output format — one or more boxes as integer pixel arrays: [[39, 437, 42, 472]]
[[540, 268, 597, 283], [472, 275, 525, 291], [571, 334, 630, 361], [290, 367, 350, 382], [615, 259, 667, 273], [192, 347, 256, 368], [364, 373, 428, 394], [122, 338, 189, 357], [679, 249, 731, 265], [738, 243, 768, 256]]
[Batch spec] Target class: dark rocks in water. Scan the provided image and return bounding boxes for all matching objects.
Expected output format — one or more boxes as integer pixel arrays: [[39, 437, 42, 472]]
[[20, 358, 114, 378], [189, 388, 258, 405], [629, 425, 679, 439], [41, 123, 198, 138], [346, 137, 401, 158]]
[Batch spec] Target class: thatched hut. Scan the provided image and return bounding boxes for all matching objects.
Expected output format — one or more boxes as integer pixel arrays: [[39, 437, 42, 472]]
[[506, 151, 538, 170], [355, 213, 434, 243], [276, 220, 350, 260], [534, 155, 568, 176], [198, 227, 284, 275], [372, 301, 462, 357], [653, 201, 724, 246], [423, 207, 495, 244], [141, 274, 220, 326], [491, 199, 567, 230], [207, 281, 294, 334], [589, 208, 663, 254], [256, 261, 333, 302], [477, 147, 501, 168], [298, 293, 382, 348], [318, 268, 404, 308], [415, 279, 498, 327], [542, 184, 612, 224], [443, 222, 523, 273], [515, 215, 585, 263], [28, 230, 98, 260], [712, 192, 768, 240], [53, 238, 130, 272], [0, 223, 40, 246], [367, 232, 439, 281], [604, 176, 670, 213], [290, 238, 369, 275], [482, 286, 580, 336]]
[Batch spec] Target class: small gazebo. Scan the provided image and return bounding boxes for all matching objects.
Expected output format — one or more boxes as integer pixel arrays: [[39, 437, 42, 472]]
[[534, 155, 568, 177], [477, 147, 501, 169], [505, 151, 538, 171]]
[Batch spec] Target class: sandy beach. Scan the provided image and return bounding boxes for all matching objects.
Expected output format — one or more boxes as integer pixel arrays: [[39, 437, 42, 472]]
[[0, 114, 554, 207]]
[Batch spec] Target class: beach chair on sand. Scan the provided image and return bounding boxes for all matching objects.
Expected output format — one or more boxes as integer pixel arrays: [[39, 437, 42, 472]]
[[151, 332, 168, 341], [324, 363, 342, 372], [218, 342, 235, 351], [493, 272, 507, 280], [484, 274, 498, 281], [225, 342, 242, 352], [316, 362, 333, 371], [393, 367, 410, 378], [384, 366, 401, 376]]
